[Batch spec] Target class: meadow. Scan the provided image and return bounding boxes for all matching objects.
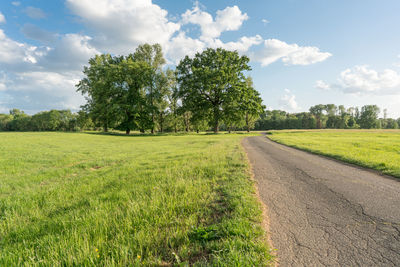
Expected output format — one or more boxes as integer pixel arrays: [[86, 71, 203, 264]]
[[0, 132, 272, 266], [267, 129, 400, 178]]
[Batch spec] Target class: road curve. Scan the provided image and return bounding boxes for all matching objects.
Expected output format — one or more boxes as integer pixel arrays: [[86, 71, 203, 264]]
[[243, 136, 400, 266]]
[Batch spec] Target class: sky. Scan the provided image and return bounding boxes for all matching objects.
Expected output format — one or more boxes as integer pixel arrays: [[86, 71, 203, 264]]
[[0, 0, 400, 117]]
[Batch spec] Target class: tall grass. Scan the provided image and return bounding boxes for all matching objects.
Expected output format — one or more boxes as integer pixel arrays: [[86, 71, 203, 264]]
[[0, 132, 271, 266], [268, 129, 400, 178]]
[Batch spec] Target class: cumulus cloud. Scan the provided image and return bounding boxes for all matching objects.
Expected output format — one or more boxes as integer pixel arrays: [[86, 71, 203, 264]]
[[1, 71, 85, 112], [279, 89, 299, 111], [166, 32, 205, 64], [315, 80, 331, 90], [317, 65, 400, 95], [210, 35, 263, 53], [257, 39, 332, 66], [38, 34, 99, 71], [0, 28, 96, 112], [0, 12, 5, 24], [175, 3, 262, 61], [0, 29, 48, 66], [182, 4, 248, 41], [262, 19, 269, 25], [66, 0, 180, 55], [24, 6, 47, 19], [339, 65, 400, 94]]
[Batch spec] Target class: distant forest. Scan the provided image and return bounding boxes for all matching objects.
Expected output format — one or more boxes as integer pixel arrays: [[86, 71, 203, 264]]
[[0, 103, 398, 132]]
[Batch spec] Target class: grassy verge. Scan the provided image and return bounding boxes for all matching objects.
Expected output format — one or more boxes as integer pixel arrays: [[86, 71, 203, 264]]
[[267, 129, 400, 178], [0, 132, 272, 266]]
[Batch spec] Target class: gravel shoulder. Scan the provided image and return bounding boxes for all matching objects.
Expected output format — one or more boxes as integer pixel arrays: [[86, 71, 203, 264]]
[[243, 136, 400, 266]]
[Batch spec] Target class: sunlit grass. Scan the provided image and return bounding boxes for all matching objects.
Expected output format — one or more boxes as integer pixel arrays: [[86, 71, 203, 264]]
[[268, 129, 400, 178], [0, 132, 271, 266]]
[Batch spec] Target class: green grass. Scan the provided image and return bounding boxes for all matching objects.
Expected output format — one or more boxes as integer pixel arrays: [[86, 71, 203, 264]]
[[0, 132, 272, 266], [267, 129, 400, 178]]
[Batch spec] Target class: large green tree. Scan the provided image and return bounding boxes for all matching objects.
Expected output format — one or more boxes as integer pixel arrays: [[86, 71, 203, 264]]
[[176, 48, 251, 133], [76, 54, 119, 132], [133, 44, 166, 134]]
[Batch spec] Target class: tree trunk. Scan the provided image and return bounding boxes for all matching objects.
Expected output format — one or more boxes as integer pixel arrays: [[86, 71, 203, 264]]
[[184, 113, 190, 132], [246, 112, 250, 132], [196, 129, 199, 133], [103, 124, 108, 132], [213, 108, 219, 133], [140, 128, 144, 133], [159, 113, 164, 133], [126, 128, 130, 135]]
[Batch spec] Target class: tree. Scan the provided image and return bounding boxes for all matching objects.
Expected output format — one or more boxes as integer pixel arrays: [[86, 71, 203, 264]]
[[309, 104, 325, 128], [133, 44, 166, 134], [167, 70, 180, 133], [177, 48, 251, 133], [240, 77, 265, 132], [76, 54, 119, 132], [113, 56, 152, 134], [325, 104, 337, 116], [359, 105, 380, 129]]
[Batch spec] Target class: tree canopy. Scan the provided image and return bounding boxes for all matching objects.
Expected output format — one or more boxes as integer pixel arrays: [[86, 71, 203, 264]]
[[176, 48, 263, 133]]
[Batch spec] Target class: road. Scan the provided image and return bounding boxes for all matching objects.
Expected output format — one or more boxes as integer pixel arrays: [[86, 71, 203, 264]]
[[243, 136, 400, 266]]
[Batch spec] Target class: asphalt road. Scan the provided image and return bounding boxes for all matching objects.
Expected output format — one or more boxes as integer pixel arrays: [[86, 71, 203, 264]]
[[243, 136, 400, 267]]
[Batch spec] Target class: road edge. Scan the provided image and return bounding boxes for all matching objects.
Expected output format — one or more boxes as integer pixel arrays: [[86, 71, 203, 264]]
[[241, 137, 278, 267]]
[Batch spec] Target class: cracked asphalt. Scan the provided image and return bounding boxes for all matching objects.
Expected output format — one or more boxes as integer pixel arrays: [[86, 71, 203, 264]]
[[243, 136, 400, 266]]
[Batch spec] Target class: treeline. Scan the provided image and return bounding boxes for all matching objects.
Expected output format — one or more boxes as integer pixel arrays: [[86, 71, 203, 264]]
[[255, 104, 399, 130], [2, 104, 399, 132], [0, 109, 83, 131]]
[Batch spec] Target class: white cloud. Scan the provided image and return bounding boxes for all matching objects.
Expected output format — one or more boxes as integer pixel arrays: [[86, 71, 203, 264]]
[[166, 32, 205, 64], [339, 65, 400, 94], [181, 4, 248, 41], [0, 12, 5, 24], [257, 39, 332, 66], [0, 29, 48, 65], [315, 80, 331, 90], [2, 71, 85, 112], [24, 6, 46, 19], [38, 34, 99, 71], [66, 0, 180, 55], [262, 19, 269, 25], [318, 65, 400, 95], [11, 2, 20, 7], [279, 89, 299, 111], [211, 35, 263, 53]]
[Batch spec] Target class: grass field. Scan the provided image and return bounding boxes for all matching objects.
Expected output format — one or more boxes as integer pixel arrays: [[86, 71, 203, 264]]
[[0, 132, 272, 266], [267, 129, 400, 178]]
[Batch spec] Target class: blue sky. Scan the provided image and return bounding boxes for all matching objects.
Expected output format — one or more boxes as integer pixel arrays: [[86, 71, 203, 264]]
[[1, 0, 400, 117]]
